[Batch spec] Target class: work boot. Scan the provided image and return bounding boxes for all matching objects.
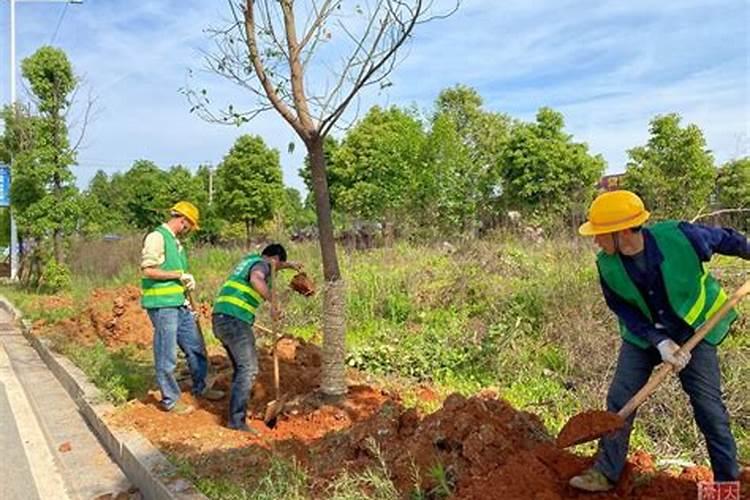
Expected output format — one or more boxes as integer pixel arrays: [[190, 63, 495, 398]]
[[569, 468, 614, 492], [167, 401, 195, 415], [199, 387, 225, 401], [228, 423, 260, 436]]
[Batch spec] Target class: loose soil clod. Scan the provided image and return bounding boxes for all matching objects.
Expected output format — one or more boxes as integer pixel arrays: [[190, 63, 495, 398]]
[[556, 410, 626, 448]]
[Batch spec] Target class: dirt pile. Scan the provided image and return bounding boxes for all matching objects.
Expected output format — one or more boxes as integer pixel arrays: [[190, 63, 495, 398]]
[[308, 391, 555, 494], [42, 287, 747, 498], [88, 286, 152, 347], [38, 286, 153, 348], [108, 335, 749, 499]]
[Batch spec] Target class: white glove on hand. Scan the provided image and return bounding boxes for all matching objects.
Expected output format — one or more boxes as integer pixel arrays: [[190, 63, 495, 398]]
[[179, 273, 196, 291], [656, 339, 691, 372]]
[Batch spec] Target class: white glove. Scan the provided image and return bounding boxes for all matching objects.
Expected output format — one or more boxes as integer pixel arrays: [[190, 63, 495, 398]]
[[179, 273, 196, 291], [656, 339, 691, 372]]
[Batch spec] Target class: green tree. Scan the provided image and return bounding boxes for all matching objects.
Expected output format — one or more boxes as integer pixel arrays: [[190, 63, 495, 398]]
[[216, 135, 284, 245], [714, 157, 750, 230], [715, 157, 749, 209], [418, 112, 473, 234], [280, 187, 315, 233], [13, 46, 81, 264], [119, 160, 171, 230], [166, 165, 206, 206], [299, 136, 340, 208], [500, 107, 605, 223], [79, 170, 129, 235], [623, 113, 716, 219], [419, 86, 512, 235], [329, 106, 425, 234], [192, 165, 225, 244]]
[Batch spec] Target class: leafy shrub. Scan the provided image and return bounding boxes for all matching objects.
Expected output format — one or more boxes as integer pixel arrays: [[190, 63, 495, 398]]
[[40, 258, 72, 293]]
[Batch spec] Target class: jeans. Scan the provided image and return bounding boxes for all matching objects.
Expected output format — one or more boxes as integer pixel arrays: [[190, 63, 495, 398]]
[[147, 306, 208, 410], [594, 340, 739, 482], [212, 313, 258, 428]]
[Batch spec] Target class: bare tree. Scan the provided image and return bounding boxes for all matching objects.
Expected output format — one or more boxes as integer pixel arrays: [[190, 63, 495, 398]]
[[186, 0, 458, 399]]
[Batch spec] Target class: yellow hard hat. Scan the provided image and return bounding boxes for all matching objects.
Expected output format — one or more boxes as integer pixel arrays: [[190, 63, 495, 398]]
[[170, 201, 200, 229], [578, 190, 650, 236]]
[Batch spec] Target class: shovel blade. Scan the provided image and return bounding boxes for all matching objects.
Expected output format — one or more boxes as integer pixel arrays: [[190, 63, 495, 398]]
[[263, 394, 290, 428], [556, 410, 625, 448]]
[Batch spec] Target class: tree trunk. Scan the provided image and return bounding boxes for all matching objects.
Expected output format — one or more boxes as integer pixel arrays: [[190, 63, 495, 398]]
[[307, 133, 347, 398], [53, 229, 64, 265], [52, 110, 64, 265], [245, 219, 252, 249]]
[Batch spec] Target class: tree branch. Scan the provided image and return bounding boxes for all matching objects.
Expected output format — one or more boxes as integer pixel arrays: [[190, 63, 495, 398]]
[[321, 0, 421, 137], [243, 0, 302, 134], [280, 0, 315, 130], [71, 88, 96, 152], [691, 207, 750, 223]]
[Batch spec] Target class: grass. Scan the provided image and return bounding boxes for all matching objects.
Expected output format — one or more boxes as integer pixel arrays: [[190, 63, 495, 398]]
[[173, 456, 309, 500], [172, 443, 402, 500], [57, 338, 153, 405], [1, 230, 748, 490]]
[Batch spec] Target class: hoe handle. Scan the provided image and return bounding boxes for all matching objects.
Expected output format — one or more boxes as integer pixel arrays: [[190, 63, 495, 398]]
[[617, 280, 750, 420]]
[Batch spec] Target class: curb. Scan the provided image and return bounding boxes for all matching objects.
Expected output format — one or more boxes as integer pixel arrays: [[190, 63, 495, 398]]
[[0, 296, 207, 500]]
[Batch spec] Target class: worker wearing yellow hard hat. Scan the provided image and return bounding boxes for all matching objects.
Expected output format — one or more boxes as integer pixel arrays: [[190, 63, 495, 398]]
[[170, 201, 201, 230], [140, 201, 223, 415], [570, 190, 749, 492], [578, 190, 650, 236]]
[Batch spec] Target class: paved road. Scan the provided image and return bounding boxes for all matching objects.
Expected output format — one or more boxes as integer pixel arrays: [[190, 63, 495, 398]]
[[0, 308, 135, 499], [0, 375, 41, 500]]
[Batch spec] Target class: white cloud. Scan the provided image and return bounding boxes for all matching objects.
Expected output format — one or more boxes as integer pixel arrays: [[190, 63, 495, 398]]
[[1, 0, 747, 192]]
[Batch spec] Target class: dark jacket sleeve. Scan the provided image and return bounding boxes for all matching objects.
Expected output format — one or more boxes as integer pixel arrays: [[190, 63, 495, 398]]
[[679, 222, 750, 261], [599, 276, 669, 347]]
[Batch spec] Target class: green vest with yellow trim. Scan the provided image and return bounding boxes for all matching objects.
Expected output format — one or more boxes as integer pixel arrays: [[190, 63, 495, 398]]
[[597, 220, 737, 349], [213, 253, 269, 324], [141, 225, 188, 309]]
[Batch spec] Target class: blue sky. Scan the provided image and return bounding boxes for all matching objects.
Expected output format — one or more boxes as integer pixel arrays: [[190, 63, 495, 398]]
[[1, 0, 748, 193]]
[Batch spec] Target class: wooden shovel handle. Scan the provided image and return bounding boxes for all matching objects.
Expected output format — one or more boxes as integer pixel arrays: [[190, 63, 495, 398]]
[[186, 290, 205, 344], [617, 280, 750, 420], [271, 265, 281, 401]]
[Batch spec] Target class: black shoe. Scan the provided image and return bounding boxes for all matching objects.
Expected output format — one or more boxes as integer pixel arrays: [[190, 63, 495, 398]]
[[228, 423, 260, 436]]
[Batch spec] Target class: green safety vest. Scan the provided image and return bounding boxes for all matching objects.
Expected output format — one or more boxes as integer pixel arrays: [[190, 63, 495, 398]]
[[141, 225, 188, 309], [213, 253, 270, 324], [597, 220, 737, 349]]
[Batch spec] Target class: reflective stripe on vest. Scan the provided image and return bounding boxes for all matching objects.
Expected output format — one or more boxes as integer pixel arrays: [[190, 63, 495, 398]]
[[212, 254, 267, 324], [597, 220, 737, 349], [142, 284, 185, 297]]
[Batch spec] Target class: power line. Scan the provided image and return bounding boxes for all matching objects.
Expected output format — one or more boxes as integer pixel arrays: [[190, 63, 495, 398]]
[[50, 3, 69, 45]]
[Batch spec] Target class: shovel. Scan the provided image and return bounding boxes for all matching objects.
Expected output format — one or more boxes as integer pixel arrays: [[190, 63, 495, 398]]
[[263, 266, 290, 428], [186, 289, 218, 390], [557, 279, 750, 448]]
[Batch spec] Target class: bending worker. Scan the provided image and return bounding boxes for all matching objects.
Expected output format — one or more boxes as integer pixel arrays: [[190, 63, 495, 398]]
[[570, 190, 749, 492], [212, 244, 302, 433], [141, 202, 224, 415]]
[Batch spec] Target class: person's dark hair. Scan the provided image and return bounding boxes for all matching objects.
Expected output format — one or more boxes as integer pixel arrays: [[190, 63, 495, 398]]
[[631, 226, 642, 233], [262, 243, 287, 262]]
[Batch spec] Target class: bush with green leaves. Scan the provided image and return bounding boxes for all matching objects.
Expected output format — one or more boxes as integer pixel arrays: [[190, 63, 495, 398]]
[[40, 258, 72, 293]]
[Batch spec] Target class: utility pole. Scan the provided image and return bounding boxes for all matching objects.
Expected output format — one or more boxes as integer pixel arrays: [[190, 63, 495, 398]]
[[7, 0, 83, 279], [9, 0, 18, 280]]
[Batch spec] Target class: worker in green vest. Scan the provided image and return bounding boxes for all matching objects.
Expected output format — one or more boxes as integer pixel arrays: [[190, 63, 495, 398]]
[[570, 190, 749, 492], [141, 201, 224, 415], [212, 243, 302, 433]]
